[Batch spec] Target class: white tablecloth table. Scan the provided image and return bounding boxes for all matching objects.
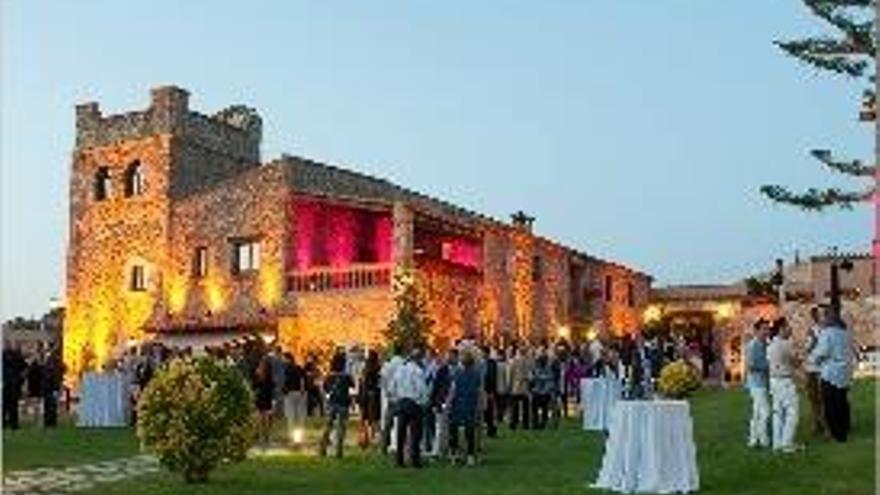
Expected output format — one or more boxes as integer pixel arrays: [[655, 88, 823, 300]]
[[581, 378, 622, 431], [592, 400, 699, 494], [77, 372, 131, 427]]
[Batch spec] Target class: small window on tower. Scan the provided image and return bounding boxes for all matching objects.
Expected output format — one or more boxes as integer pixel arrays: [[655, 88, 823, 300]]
[[627, 282, 635, 307], [604, 275, 613, 302], [124, 160, 145, 197], [130, 265, 147, 291], [94, 167, 111, 201], [193, 247, 208, 278]]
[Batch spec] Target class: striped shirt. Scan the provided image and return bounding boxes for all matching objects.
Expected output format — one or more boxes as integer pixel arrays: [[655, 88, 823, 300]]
[[390, 360, 428, 406]]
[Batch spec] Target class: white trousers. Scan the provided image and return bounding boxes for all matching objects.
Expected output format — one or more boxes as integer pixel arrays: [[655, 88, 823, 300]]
[[432, 410, 449, 456], [748, 387, 770, 447], [284, 391, 307, 431], [770, 377, 799, 450]]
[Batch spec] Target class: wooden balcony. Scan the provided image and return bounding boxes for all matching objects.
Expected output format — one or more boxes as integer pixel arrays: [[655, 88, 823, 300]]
[[286, 262, 393, 293]]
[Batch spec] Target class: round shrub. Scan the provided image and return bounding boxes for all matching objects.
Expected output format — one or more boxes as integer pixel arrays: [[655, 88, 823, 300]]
[[137, 356, 256, 482], [657, 359, 702, 399]]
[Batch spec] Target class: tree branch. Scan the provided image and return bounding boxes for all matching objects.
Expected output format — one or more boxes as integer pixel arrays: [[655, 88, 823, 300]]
[[810, 149, 877, 176], [776, 39, 871, 77], [760, 184, 874, 210]]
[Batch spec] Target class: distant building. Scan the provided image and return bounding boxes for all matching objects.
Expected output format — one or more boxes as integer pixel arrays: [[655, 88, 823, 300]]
[[64, 85, 651, 376], [649, 253, 877, 382], [2, 308, 64, 355]]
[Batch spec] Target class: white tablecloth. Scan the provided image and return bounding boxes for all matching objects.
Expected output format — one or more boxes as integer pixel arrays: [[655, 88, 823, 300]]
[[77, 372, 131, 427], [581, 378, 621, 431], [592, 400, 699, 494]]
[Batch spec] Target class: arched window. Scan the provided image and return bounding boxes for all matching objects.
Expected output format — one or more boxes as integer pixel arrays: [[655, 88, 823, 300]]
[[124, 160, 145, 197], [130, 265, 147, 291], [94, 166, 111, 201]]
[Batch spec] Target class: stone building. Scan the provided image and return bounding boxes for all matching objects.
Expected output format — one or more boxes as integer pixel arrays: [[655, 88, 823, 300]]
[[64, 85, 651, 376], [2, 308, 64, 356]]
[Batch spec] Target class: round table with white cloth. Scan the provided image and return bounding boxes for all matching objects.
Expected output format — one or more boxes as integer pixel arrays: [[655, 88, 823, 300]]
[[580, 377, 622, 431], [592, 400, 699, 494], [77, 371, 131, 427]]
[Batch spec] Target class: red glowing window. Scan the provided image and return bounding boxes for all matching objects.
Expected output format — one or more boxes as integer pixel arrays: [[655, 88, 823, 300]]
[[440, 239, 482, 269], [291, 199, 392, 271]]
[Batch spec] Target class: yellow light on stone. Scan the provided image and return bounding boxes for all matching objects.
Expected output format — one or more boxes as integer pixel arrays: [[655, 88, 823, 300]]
[[556, 325, 571, 340], [586, 329, 598, 341], [714, 302, 735, 320], [258, 260, 282, 308], [643, 305, 662, 323], [205, 278, 226, 313], [167, 276, 188, 314]]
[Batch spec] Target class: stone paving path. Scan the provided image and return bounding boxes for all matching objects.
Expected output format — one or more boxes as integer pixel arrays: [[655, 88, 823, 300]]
[[2, 455, 159, 495]]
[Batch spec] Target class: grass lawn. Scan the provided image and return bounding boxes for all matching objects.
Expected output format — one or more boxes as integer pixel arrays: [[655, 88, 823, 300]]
[[2, 416, 140, 472], [3, 380, 875, 494]]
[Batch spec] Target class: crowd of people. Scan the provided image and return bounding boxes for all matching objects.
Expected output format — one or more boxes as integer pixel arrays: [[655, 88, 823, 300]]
[[197, 332, 704, 467], [5, 304, 859, 469], [1, 329, 702, 455], [744, 304, 855, 454]]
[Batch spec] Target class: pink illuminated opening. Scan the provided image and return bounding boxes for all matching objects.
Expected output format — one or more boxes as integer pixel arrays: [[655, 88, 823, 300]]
[[441, 238, 482, 269], [291, 199, 392, 271]]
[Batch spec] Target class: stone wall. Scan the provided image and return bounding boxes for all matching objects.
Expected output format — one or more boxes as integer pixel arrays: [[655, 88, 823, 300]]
[[162, 164, 291, 328], [76, 86, 262, 200], [65, 134, 173, 377], [780, 297, 879, 349], [581, 258, 652, 337], [278, 288, 394, 359]]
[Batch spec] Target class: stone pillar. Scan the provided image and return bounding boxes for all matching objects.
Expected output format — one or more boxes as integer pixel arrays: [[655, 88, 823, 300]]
[[392, 202, 414, 271]]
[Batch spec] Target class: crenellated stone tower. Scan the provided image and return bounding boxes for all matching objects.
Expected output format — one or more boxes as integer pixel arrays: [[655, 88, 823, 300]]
[[65, 86, 262, 377]]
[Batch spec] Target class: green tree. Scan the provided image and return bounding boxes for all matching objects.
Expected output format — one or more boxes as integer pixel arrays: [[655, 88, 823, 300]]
[[137, 357, 255, 483], [384, 270, 433, 354], [761, 0, 876, 210]]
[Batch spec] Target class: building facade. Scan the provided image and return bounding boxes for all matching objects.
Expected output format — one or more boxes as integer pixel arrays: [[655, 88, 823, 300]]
[[64, 86, 651, 376]]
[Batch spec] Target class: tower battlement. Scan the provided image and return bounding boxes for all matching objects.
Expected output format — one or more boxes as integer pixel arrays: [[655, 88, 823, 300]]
[[75, 85, 261, 164]]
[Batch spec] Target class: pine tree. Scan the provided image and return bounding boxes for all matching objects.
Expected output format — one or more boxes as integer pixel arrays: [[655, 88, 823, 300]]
[[760, 0, 877, 210], [384, 270, 433, 354]]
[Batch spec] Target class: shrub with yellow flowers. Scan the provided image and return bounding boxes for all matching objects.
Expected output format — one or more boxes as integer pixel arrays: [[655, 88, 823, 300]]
[[657, 360, 702, 399], [137, 356, 256, 483]]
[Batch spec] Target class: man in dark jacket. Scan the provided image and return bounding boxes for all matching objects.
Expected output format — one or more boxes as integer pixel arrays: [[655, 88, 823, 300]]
[[482, 346, 499, 437], [3, 342, 27, 429], [42, 344, 65, 428]]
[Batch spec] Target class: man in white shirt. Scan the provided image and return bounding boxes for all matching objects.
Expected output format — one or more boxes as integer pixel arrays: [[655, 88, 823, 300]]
[[767, 317, 800, 452], [390, 348, 428, 468], [809, 308, 855, 442], [380, 348, 404, 454], [745, 319, 771, 448]]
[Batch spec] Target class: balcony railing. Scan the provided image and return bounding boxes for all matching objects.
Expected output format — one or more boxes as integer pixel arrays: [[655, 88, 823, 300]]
[[286, 262, 393, 293]]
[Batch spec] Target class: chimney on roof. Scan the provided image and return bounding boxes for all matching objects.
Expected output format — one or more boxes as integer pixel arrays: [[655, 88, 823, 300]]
[[511, 210, 535, 232]]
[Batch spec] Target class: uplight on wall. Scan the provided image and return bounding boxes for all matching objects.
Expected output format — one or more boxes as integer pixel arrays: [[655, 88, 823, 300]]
[[556, 325, 571, 340], [713, 302, 735, 321], [643, 305, 662, 323]]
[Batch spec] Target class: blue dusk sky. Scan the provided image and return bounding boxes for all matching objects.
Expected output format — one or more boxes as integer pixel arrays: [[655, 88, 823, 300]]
[[1, 1, 871, 320]]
